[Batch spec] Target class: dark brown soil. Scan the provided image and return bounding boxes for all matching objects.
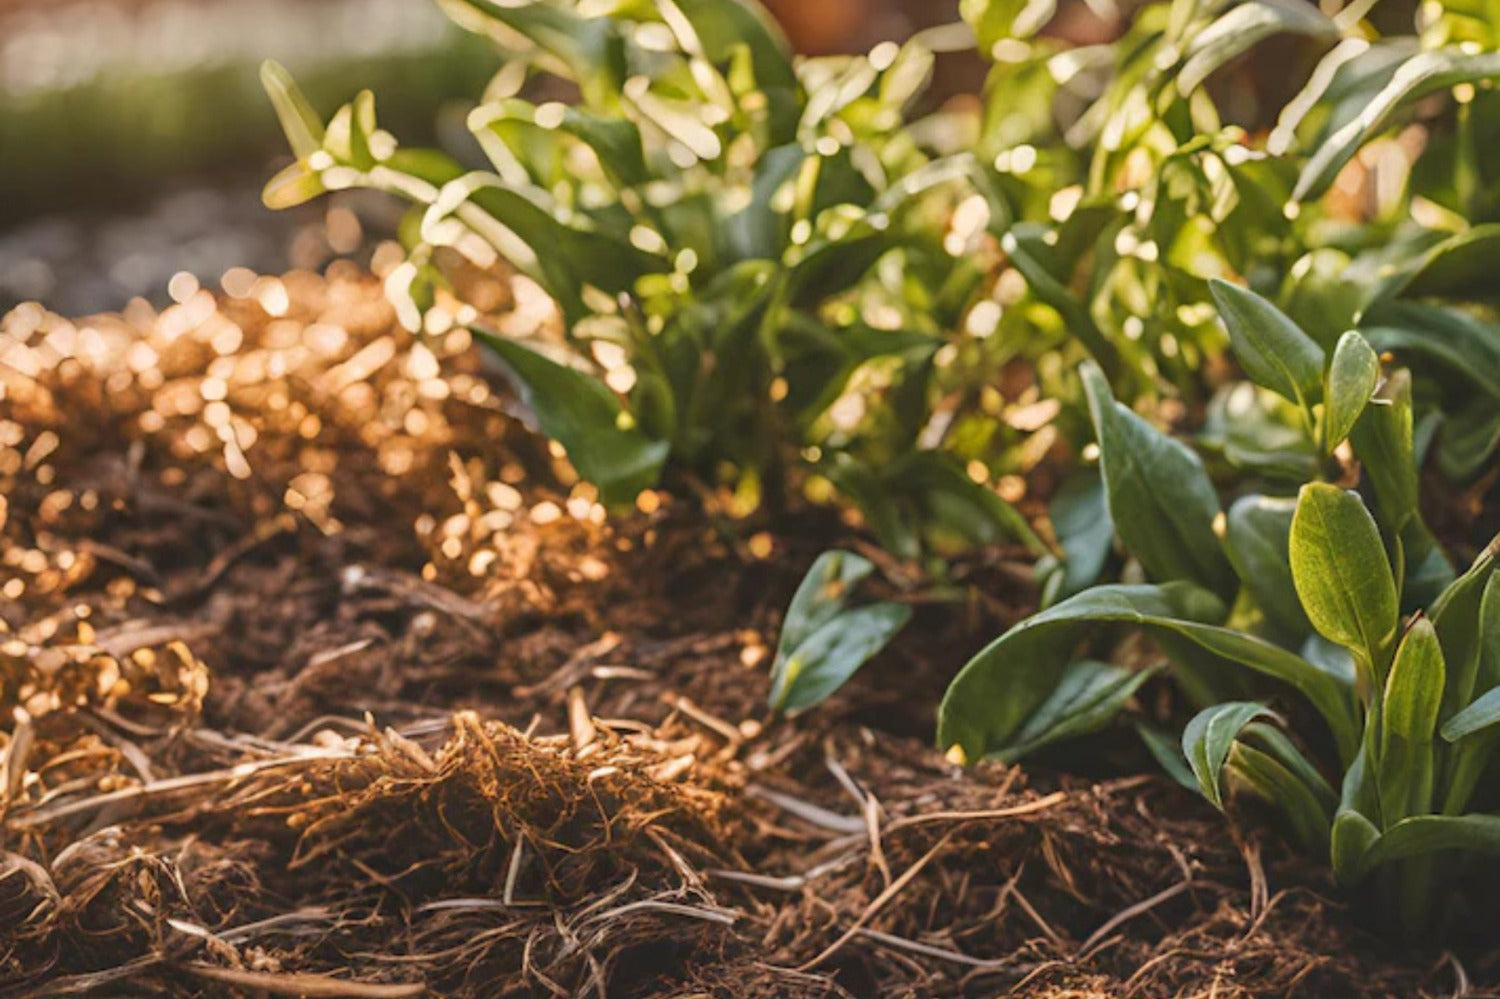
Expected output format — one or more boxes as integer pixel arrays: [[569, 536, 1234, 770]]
[[1, 265, 1493, 998]]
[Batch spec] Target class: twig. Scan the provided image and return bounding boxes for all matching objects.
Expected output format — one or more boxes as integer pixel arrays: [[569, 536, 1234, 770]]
[[797, 831, 955, 971], [179, 963, 425, 997], [1077, 880, 1193, 959], [854, 927, 1030, 971]]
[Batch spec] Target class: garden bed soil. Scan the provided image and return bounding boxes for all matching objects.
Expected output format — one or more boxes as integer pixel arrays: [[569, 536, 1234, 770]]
[[1, 265, 1495, 997]]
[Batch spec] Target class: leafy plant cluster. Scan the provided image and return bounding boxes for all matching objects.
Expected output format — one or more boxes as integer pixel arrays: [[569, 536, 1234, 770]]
[[941, 281, 1500, 923], [261, 0, 1500, 927], [927, 0, 1500, 925], [262, 0, 1043, 559]]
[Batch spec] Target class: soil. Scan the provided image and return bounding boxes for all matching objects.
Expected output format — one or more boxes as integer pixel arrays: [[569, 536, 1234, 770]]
[[1, 263, 1496, 998]]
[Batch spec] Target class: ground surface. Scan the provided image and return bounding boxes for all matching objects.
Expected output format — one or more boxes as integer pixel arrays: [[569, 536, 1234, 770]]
[[0, 266, 1493, 997]]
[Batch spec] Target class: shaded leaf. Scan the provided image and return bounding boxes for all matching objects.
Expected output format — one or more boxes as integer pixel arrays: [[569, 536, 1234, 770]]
[[1223, 494, 1312, 638], [1081, 362, 1235, 596], [770, 551, 910, 711], [938, 583, 1359, 765], [1184, 701, 1279, 809], [1002, 660, 1158, 760], [471, 326, 668, 506]]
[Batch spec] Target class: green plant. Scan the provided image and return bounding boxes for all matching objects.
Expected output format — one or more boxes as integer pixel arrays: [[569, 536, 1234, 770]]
[[768, 549, 910, 712], [956, 0, 1500, 480], [939, 281, 1500, 928], [261, 0, 1044, 559]]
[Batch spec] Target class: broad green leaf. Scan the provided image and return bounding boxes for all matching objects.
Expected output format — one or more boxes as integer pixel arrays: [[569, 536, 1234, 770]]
[[1137, 722, 1198, 791], [1178, 0, 1337, 96], [1378, 616, 1445, 821], [260, 60, 324, 160], [938, 583, 1359, 765], [1000, 660, 1158, 761], [1289, 483, 1399, 683], [1361, 302, 1500, 402], [1294, 48, 1500, 202], [769, 602, 911, 712], [1037, 469, 1114, 607], [471, 326, 668, 506], [1209, 279, 1325, 410], [1390, 224, 1500, 303], [1223, 494, 1312, 638], [1348, 368, 1418, 536], [1331, 803, 1381, 883], [1081, 362, 1235, 597], [1323, 330, 1379, 454], [1243, 722, 1339, 813], [1354, 813, 1500, 879], [1229, 736, 1335, 855], [777, 550, 878, 654], [1433, 538, 1500, 720], [1183, 702, 1279, 809]]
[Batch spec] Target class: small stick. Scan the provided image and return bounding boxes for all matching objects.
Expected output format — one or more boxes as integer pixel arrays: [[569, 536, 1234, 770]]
[[179, 963, 425, 997], [1076, 879, 1192, 959], [797, 831, 955, 971]]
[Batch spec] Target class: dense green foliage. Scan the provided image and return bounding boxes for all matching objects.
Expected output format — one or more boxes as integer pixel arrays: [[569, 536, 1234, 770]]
[[262, 0, 1042, 558], [263, 0, 1500, 930]]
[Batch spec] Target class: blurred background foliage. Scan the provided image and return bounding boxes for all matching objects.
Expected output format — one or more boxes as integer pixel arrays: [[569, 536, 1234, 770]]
[[0, 0, 975, 311]]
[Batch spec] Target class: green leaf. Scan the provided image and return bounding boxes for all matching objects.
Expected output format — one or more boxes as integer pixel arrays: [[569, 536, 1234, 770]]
[[1361, 302, 1500, 402], [1184, 702, 1280, 809], [1294, 48, 1500, 203], [1209, 279, 1326, 411], [1323, 331, 1379, 454], [262, 162, 327, 211], [1442, 682, 1500, 743], [1289, 483, 1399, 684], [470, 326, 668, 506], [1178, 0, 1338, 96], [1231, 728, 1336, 855], [440, 0, 626, 107], [777, 550, 878, 654], [1354, 813, 1500, 879], [1433, 538, 1500, 721], [1038, 469, 1114, 607], [770, 603, 911, 712], [1081, 362, 1235, 596], [1223, 494, 1312, 638], [1331, 801, 1381, 883], [260, 60, 325, 160], [1391, 224, 1500, 303], [769, 551, 911, 712], [1001, 660, 1158, 760], [1137, 722, 1199, 791], [1346, 368, 1413, 520], [1378, 616, 1446, 821], [938, 583, 1359, 765]]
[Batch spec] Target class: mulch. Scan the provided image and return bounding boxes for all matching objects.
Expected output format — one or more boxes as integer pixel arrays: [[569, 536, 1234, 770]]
[[1, 263, 1493, 997]]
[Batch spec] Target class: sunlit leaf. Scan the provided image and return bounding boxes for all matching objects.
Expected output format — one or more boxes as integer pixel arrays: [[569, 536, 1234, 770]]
[[1289, 483, 1399, 683]]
